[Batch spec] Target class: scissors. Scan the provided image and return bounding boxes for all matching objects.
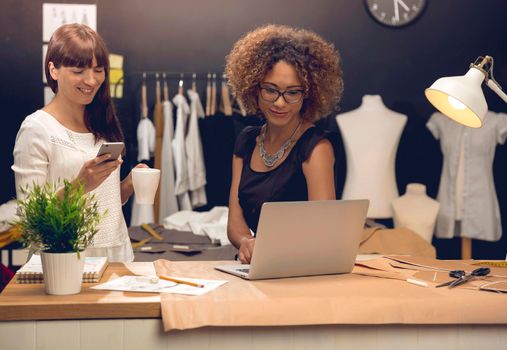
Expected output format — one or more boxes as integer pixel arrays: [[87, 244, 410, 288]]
[[435, 270, 466, 288], [436, 267, 491, 288], [448, 267, 491, 288]]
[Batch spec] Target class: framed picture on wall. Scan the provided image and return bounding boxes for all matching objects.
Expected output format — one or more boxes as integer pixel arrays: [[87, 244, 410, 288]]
[[42, 3, 97, 42]]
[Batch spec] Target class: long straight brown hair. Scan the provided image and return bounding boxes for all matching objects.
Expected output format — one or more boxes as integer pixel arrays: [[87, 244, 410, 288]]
[[45, 23, 124, 142]]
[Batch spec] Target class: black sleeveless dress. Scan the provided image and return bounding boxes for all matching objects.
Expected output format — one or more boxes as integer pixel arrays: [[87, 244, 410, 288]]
[[234, 125, 338, 233]]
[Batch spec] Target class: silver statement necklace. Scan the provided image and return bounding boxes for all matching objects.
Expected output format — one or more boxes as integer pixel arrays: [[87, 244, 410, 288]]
[[259, 121, 302, 167]]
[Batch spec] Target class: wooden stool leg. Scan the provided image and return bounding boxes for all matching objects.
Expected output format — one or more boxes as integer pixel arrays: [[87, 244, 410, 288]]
[[461, 237, 472, 260]]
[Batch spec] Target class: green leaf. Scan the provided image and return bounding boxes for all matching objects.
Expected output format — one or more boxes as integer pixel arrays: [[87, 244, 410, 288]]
[[14, 180, 105, 253]]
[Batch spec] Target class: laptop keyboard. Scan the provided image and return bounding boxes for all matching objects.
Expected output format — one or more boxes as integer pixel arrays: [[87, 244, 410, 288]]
[[238, 268, 250, 273]]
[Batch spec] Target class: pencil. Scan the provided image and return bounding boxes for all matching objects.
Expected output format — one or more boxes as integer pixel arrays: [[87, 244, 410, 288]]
[[141, 223, 163, 241], [158, 275, 205, 288]]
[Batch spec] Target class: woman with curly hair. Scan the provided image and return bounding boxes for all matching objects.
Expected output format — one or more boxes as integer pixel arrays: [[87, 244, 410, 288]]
[[225, 24, 344, 263]]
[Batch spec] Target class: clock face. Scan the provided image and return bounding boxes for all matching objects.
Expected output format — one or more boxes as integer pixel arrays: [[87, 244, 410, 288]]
[[365, 0, 426, 27]]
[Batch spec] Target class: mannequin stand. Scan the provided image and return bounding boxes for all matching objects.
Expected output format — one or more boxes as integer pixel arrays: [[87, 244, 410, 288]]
[[461, 237, 472, 260]]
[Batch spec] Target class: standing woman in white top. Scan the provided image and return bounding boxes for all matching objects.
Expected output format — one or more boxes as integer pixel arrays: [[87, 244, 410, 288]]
[[12, 24, 144, 262]]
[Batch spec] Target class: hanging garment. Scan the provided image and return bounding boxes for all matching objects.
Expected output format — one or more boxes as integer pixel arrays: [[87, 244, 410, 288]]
[[186, 89, 207, 208], [172, 94, 192, 210], [153, 82, 164, 222], [136, 117, 156, 162], [159, 99, 179, 221], [426, 111, 507, 241], [131, 117, 156, 226]]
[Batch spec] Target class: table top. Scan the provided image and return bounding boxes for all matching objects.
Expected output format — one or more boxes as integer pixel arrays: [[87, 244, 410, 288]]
[[0, 262, 162, 321], [2, 260, 507, 326]]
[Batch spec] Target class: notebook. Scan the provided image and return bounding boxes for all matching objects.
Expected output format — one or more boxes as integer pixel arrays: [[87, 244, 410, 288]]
[[15, 254, 108, 284], [215, 199, 369, 280]]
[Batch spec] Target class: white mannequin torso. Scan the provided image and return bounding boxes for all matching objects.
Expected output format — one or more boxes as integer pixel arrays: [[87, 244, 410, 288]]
[[392, 183, 440, 243], [336, 95, 407, 218]]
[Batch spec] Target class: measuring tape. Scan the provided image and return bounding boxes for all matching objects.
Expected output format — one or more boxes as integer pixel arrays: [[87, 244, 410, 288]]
[[472, 261, 507, 268]]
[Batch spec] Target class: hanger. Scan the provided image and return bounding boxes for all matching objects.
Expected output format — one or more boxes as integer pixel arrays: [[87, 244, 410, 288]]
[[210, 73, 217, 115], [141, 72, 148, 119], [206, 73, 212, 116], [155, 73, 161, 104], [231, 96, 248, 117], [220, 73, 233, 116], [192, 73, 197, 92], [163, 73, 169, 102], [178, 73, 184, 95]]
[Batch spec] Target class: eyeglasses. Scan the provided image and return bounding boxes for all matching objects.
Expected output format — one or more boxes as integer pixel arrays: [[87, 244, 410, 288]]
[[259, 84, 305, 104]]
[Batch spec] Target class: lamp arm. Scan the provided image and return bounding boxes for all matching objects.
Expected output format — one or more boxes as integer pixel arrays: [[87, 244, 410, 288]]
[[486, 79, 507, 104]]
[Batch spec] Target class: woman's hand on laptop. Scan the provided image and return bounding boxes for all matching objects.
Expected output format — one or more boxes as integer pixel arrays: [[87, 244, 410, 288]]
[[239, 237, 255, 264]]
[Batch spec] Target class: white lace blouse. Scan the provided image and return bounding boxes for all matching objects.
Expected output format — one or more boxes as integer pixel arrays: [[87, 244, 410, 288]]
[[12, 110, 133, 262]]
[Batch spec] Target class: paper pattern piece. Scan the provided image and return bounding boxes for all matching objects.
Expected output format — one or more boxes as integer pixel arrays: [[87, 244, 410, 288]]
[[109, 53, 124, 98], [43, 3, 97, 42]]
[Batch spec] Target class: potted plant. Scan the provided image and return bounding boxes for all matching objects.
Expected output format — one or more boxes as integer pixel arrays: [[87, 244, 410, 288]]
[[15, 179, 103, 295]]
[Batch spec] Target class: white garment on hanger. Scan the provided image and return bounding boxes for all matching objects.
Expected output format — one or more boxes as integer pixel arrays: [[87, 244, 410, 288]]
[[158, 100, 179, 222], [172, 94, 192, 210], [136, 118, 155, 162], [131, 117, 156, 226], [186, 89, 207, 208]]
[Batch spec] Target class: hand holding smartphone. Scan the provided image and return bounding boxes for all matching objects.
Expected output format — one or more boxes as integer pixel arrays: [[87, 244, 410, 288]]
[[96, 142, 125, 161]]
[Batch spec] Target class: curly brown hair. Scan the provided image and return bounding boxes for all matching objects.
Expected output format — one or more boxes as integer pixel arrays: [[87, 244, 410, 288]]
[[225, 24, 343, 122]]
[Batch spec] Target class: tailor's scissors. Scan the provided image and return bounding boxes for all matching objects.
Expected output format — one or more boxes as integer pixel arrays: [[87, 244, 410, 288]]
[[448, 267, 490, 288], [435, 270, 466, 288]]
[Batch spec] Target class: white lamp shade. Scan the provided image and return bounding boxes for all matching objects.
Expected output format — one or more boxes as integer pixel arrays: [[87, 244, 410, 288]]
[[425, 67, 487, 128]]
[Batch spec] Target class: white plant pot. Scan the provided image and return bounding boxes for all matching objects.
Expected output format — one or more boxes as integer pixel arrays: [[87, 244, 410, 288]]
[[41, 251, 85, 295]]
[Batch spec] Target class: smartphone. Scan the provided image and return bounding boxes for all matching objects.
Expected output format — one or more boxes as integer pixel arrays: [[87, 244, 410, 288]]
[[96, 142, 125, 161]]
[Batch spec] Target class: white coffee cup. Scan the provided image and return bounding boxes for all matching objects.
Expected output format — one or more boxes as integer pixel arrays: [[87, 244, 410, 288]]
[[131, 168, 160, 204]]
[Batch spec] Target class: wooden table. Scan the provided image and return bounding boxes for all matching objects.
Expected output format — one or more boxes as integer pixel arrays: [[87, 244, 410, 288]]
[[1, 262, 507, 350], [0, 263, 160, 321]]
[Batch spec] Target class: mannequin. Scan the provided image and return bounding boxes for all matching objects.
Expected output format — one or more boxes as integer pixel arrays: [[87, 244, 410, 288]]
[[336, 95, 407, 218], [392, 183, 440, 243], [426, 111, 507, 258]]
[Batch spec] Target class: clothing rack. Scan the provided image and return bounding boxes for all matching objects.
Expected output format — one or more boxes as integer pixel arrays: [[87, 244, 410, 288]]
[[111, 70, 244, 120], [131, 71, 226, 82], [111, 71, 225, 93]]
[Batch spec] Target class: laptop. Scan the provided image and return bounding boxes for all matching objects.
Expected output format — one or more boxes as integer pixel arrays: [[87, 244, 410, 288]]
[[215, 199, 369, 280]]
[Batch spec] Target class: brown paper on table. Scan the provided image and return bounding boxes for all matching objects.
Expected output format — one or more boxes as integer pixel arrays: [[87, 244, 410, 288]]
[[480, 281, 507, 293], [386, 255, 507, 278], [357, 256, 507, 289], [153, 259, 507, 331], [359, 227, 436, 258]]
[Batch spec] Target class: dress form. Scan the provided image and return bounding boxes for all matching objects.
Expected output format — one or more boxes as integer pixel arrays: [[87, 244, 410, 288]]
[[456, 138, 472, 259], [392, 183, 440, 243], [336, 95, 407, 218]]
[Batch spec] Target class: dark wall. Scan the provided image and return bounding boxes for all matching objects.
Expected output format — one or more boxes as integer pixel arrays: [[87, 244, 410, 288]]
[[1, 0, 507, 259]]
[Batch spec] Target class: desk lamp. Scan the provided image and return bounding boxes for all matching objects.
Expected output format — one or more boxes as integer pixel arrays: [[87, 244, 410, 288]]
[[425, 55, 507, 128]]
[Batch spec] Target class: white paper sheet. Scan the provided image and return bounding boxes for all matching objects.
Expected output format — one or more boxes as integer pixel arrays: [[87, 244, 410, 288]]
[[91, 275, 227, 296], [42, 3, 97, 42]]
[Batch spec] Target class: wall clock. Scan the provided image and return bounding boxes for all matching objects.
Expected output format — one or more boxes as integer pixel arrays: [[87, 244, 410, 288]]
[[365, 0, 427, 27]]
